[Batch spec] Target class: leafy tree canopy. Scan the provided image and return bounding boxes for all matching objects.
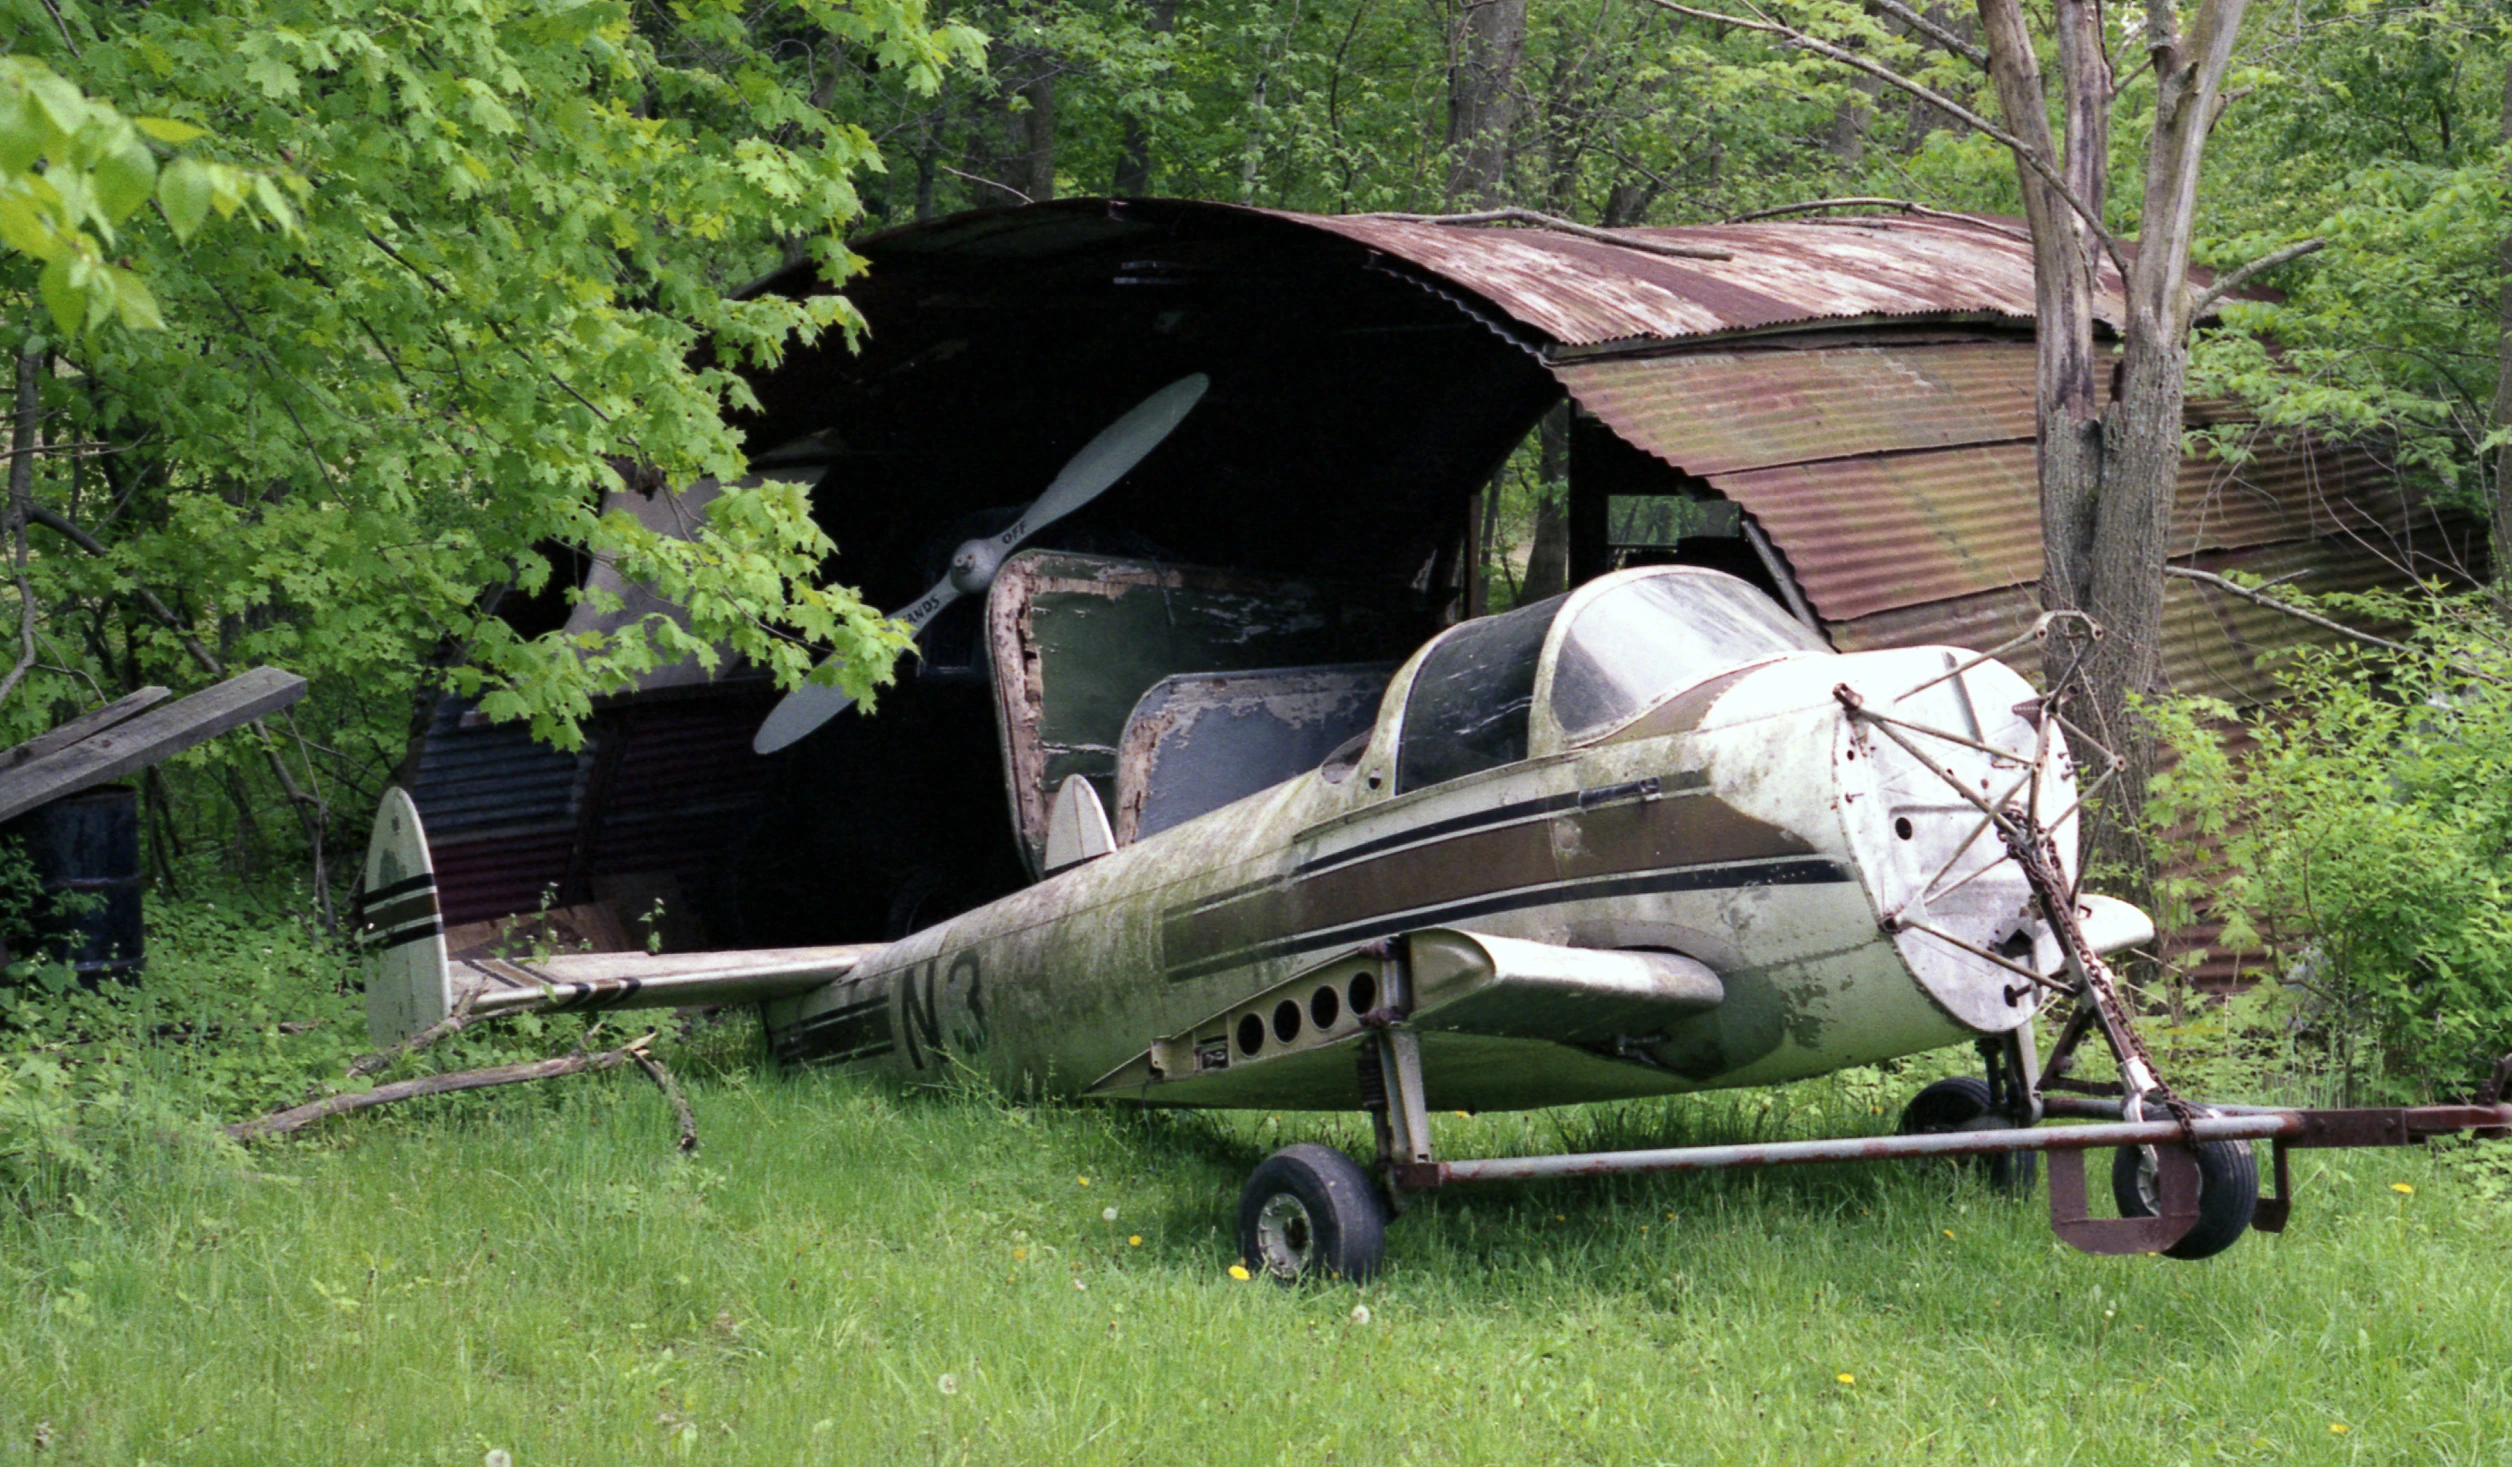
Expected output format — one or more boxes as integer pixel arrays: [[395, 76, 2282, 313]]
[[0, 0, 983, 798]]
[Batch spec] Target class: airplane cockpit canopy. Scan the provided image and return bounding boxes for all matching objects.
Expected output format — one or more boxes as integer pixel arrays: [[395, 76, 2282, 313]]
[[1545, 569, 1829, 746], [1391, 567, 1827, 795]]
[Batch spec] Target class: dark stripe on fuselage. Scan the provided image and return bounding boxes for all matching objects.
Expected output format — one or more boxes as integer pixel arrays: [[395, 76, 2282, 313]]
[[776, 994, 893, 1067], [1289, 768, 1712, 879], [1161, 855, 1851, 983], [1163, 781, 1816, 982]]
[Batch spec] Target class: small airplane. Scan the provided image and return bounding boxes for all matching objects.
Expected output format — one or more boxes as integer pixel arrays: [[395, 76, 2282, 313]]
[[354, 380, 2512, 1283]]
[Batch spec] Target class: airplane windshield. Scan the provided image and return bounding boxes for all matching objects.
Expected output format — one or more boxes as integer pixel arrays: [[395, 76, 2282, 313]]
[[1396, 593, 1568, 792], [1549, 573, 1827, 743]]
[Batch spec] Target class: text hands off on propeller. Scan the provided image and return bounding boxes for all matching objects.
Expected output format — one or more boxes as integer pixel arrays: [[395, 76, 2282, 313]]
[[751, 373, 1211, 756]]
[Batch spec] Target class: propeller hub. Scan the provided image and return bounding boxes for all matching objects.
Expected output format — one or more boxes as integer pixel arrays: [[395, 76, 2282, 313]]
[[948, 539, 1004, 596]]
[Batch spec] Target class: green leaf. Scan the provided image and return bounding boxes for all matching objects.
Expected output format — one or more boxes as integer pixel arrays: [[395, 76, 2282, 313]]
[[37, 253, 83, 337], [109, 267, 164, 331], [158, 156, 211, 241], [0, 196, 61, 260], [0, 95, 43, 177], [94, 130, 157, 223], [132, 116, 208, 145], [250, 171, 298, 234]]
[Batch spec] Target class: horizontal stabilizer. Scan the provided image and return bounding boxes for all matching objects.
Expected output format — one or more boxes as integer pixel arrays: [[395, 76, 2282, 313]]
[[446, 946, 875, 1031], [357, 785, 875, 1045]]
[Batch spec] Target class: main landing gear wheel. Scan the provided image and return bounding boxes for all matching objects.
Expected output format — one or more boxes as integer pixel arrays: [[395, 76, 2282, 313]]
[[1237, 1144, 1388, 1284], [2113, 1133, 2258, 1260], [1899, 1076, 2037, 1194]]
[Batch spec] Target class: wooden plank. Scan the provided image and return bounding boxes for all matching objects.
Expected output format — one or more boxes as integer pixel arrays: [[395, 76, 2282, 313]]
[[0, 667, 308, 824], [2, 687, 171, 770]]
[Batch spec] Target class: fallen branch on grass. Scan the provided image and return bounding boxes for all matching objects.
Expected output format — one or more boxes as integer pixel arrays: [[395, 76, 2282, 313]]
[[230, 1030, 692, 1146], [633, 1048, 700, 1154]]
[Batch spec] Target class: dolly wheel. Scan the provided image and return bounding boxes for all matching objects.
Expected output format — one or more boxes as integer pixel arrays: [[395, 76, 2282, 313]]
[[1237, 1144, 1388, 1284], [1899, 1076, 2037, 1194], [2113, 1136, 2257, 1260]]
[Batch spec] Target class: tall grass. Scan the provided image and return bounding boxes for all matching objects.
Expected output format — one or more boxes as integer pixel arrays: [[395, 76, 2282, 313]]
[[2, 1038, 2505, 1466]]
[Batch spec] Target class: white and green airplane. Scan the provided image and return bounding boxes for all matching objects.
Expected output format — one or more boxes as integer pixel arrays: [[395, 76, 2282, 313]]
[[352, 382, 2512, 1282]]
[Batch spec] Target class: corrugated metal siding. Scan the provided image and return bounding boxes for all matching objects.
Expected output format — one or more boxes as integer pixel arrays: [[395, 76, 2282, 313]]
[[406, 696, 588, 836], [410, 687, 779, 928], [1561, 341, 2444, 628], [1827, 536, 2421, 708]]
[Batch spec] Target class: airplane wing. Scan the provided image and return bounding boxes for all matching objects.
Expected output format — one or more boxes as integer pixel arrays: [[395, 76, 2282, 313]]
[[355, 786, 877, 1046], [1085, 929, 1725, 1110]]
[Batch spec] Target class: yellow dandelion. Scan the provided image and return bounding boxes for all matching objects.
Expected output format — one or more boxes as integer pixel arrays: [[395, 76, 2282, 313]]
[[1228, 1263, 1252, 1281], [1454, 1111, 1472, 1119], [1836, 1373, 1855, 1386], [1943, 1229, 1956, 1240], [1013, 1248, 1028, 1261], [1128, 1235, 1142, 1247], [2329, 1423, 2350, 1435], [1077, 1176, 1090, 1186], [2390, 1183, 2415, 1195]]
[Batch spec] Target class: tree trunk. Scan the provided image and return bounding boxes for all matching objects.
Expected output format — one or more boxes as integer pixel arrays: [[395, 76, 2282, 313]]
[[1977, 0, 2246, 880], [1446, 0, 1528, 207], [1017, 70, 1058, 203], [1523, 402, 1571, 598], [2493, 56, 2512, 582], [1112, 0, 1179, 195]]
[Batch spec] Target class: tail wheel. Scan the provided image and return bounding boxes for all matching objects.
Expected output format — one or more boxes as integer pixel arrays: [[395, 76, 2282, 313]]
[[1237, 1144, 1388, 1284], [1899, 1076, 2036, 1194], [2113, 1135, 2257, 1260]]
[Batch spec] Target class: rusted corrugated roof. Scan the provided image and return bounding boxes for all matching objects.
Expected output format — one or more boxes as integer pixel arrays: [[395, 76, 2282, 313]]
[[1556, 340, 2436, 626], [837, 200, 2126, 354], [1551, 342, 2041, 476], [1302, 212, 2125, 350]]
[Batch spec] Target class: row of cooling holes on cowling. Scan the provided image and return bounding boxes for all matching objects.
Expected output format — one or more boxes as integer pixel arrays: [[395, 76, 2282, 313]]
[[1234, 968, 1380, 1059]]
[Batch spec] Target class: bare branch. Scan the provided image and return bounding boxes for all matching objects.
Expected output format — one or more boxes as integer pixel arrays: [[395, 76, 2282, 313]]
[[632, 1047, 700, 1154], [327, 989, 483, 1095], [1638, 0, 2125, 276], [1353, 207, 1733, 261], [2165, 565, 2509, 686], [2189, 237, 2325, 322], [230, 1032, 659, 1142], [1724, 196, 2029, 242], [1861, 0, 1986, 67], [937, 164, 1031, 204]]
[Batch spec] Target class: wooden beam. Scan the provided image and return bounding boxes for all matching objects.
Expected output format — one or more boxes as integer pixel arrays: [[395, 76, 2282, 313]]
[[2, 686, 170, 770], [0, 668, 308, 825]]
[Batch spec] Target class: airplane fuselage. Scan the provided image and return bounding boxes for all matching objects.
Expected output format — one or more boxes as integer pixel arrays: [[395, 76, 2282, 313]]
[[766, 643, 2065, 1112]]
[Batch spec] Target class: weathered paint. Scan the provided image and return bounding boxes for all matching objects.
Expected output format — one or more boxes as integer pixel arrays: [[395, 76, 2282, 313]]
[[760, 568, 2078, 1111]]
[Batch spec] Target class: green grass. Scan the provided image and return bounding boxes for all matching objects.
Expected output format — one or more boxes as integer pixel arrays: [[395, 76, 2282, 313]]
[[2, 1039, 2507, 1467]]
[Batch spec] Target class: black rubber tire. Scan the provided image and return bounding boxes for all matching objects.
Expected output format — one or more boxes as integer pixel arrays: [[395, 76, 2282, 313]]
[[2112, 1133, 2258, 1261], [1898, 1076, 2037, 1195], [1237, 1144, 1388, 1285]]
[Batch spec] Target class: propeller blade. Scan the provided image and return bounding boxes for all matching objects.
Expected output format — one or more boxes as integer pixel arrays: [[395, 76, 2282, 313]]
[[1006, 373, 1209, 543], [751, 577, 961, 755], [752, 373, 1208, 757]]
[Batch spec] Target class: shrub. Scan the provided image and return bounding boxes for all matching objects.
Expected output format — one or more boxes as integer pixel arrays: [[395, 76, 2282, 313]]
[[2144, 586, 2512, 1104]]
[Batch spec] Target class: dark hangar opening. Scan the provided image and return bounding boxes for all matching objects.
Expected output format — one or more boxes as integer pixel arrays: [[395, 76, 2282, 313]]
[[722, 201, 1566, 946]]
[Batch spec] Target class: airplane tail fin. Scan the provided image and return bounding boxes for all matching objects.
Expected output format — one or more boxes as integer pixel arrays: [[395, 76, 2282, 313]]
[[355, 787, 874, 1046]]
